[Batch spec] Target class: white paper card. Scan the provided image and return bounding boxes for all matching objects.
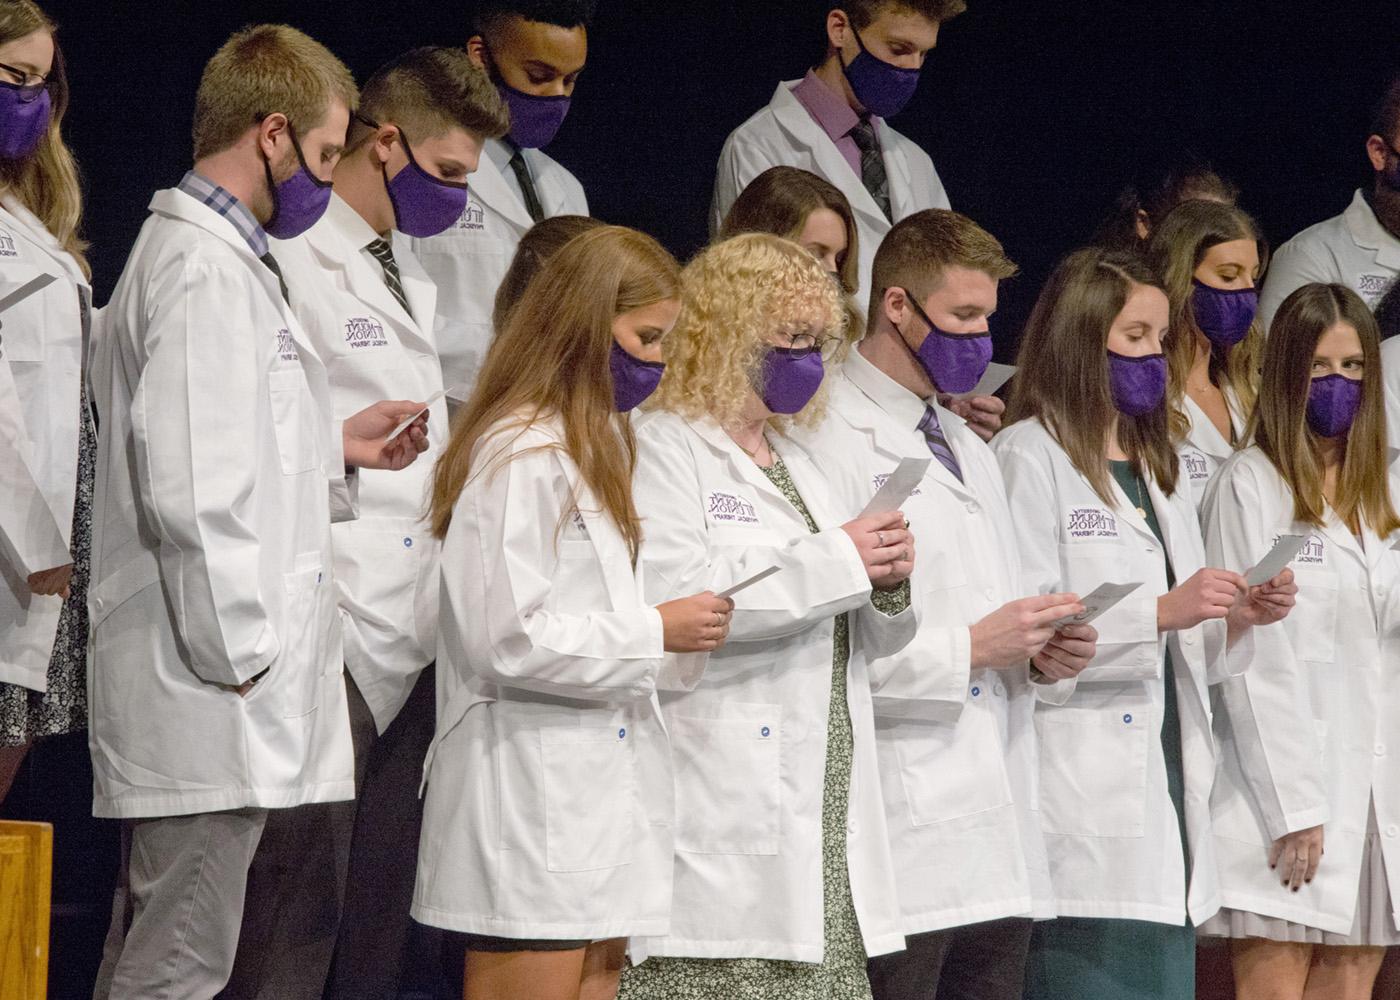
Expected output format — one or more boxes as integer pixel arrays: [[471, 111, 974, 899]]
[[1246, 533, 1310, 587], [387, 385, 464, 441], [860, 457, 931, 518], [717, 565, 781, 598], [1055, 581, 1143, 627], [0, 273, 55, 316], [956, 362, 1016, 399]]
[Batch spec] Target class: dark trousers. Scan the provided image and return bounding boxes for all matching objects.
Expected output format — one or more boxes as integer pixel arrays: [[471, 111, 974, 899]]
[[868, 917, 1033, 1000], [325, 664, 436, 1000], [219, 665, 434, 1000]]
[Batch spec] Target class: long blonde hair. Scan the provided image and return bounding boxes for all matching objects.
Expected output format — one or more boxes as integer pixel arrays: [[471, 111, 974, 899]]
[[1250, 283, 1399, 535], [649, 232, 847, 430], [0, 1, 86, 277], [429, 225, 680, 560]]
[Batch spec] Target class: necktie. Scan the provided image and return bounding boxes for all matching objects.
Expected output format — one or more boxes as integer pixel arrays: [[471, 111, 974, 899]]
[[848, 117, 892, 221], [365, 237, 413, 320], [507, 146, 545, 224], [260, 251, 289, 304], [918, 404, 963, 482]]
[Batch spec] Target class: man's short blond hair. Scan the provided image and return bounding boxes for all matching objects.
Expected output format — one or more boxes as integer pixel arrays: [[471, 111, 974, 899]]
[[193, 24, 358, 160]]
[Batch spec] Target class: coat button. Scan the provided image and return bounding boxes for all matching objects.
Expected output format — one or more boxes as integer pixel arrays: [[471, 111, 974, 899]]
[[403, 537, 413, 548], [1123, 713, 1133, 724], [760, 726, 771, 738], [1376, 744, 1387, 757], [617, 728, 626, 739], [1183, 634, 1196, 646], [971, 686, 981, 697], [1389, 825, 1399, 839], [994, 683, 1006, 696], [965, 502, 979, 514]]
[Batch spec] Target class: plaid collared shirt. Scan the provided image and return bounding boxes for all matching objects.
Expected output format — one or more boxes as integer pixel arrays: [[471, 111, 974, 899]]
[[176, 170, 269, 257]]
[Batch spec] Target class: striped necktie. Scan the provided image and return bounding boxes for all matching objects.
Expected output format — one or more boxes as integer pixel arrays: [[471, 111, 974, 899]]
[[918, 404, 962, 482], [365, 237, 413, 320], [847, 117, 892, 221]]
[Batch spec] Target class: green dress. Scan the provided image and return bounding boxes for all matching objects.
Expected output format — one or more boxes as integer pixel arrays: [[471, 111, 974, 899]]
[[619, 455, 875, 1000], [1023, 461, 1196, 1000]]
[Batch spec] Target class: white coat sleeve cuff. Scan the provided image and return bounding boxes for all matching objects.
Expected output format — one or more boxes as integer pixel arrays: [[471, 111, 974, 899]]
[[327, 420, 360, 523]]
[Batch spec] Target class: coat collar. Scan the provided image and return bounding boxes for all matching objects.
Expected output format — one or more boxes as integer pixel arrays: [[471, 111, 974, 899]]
[[471, 138, 537, 232], [838, 351, 976, 501], [1344, 189, 1400, 269], [1181, 387, 1245, 460], [768, 81, 892, 232], [0, 195, 89, 289]]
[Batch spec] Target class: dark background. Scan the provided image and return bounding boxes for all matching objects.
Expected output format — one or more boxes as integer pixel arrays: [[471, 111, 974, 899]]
[[7, 1, 1400, 996]]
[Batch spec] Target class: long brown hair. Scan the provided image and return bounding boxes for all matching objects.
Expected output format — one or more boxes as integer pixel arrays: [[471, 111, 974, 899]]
[[1147, 198, 1269, 439], [429, 225, 680, 560], [491, 214, 602, 331], [1008, 246, 1179, 504], [1249, 283, 1399, 535], [0, 1, 86, 277], [719, 165, 864, 339]]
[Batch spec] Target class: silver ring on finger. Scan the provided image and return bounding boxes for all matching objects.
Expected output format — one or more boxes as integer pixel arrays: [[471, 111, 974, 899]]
[[877, 531, 885, 547]]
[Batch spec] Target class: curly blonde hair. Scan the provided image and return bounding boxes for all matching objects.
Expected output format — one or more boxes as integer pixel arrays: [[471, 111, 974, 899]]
[[650, 233, 848, 430]]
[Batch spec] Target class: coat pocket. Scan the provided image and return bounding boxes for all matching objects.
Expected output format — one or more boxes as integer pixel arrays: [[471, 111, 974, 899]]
[[269, 558, 325, 718], [894, 709, 1014, 826], [267, 368, 319, 475], [539, 725, 635, 873], [669, 705, 782, 855], [1293, 569, 1338, 664], [1036, 707, 1150, 838]]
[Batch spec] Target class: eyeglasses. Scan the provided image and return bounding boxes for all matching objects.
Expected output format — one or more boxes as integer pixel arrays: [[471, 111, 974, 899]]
[[0, 60, 48, 103], [781, 331, 842, 361]]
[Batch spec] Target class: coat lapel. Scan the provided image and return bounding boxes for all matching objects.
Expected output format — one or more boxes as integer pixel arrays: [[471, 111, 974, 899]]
[[768, 82, 888, 232], [470, 141, 535, 233]]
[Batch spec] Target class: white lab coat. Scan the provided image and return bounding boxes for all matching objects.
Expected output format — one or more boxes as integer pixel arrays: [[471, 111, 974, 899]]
[[787, 352, 1052, 934], [1203, 447, 1400, 935], [0, 196, 88, 692], [413, 415, 675, 940], [710, 81, 950, 313], [87, 188, 354, 819], [1260, 190, 1400, 331], [1381, 337, 1400, 448], [992, 418, 1229, 926], [410, 138, 587, 393], [1179, 388, 1246, 517], [628, 409, 913, 964], [272, 194, 444, 734]]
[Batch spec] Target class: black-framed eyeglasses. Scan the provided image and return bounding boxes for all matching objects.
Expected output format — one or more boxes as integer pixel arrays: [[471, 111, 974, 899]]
[[781, 331, 842, 361], [0, 60, 48, 103]]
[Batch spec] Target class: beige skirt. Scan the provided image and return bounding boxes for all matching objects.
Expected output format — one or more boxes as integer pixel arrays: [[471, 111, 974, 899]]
[[1201, 800, 1400, 948]]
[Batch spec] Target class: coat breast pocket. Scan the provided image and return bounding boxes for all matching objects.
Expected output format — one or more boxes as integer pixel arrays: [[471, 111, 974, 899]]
[[1036, 707, 1150, 838], [267, 369, 320, 476], [1059, 540, 1146, 646], [539, 725, 635, 872], [669, 705, 782, 855], [1292, 568, 1338, 664]]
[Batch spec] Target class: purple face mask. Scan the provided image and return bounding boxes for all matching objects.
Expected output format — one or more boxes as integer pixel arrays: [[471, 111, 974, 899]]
[[1192, 279, 1258, 350], [0, 82, 49, 160], [609, 340, 665, 412], [905, 291, 992, 394], [840, 26, 921, 119], [1107, 350, 1167, 417], [383, 127, 469, 238], [497, 79, 571, 149], [757, 347, 825, 414], [263, 126, 333, 240], [1306, 373, 1363, 438]]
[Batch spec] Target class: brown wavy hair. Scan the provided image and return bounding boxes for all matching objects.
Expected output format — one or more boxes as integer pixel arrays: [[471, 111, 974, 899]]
[[1250, 283, 1399, 535], [428, 225, 680, 560], [1008, 246, 1179, 504], [1146, 198, 1268, 441], [491, 214, 602, 331], [0, 1, 86, 277]]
